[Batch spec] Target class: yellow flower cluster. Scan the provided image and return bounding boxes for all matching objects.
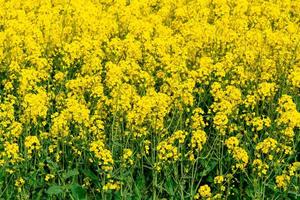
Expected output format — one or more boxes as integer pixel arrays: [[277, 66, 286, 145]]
[[225, 137, 248, 169], [275, 174, 290, 191], [103, 180, 121, 191], [127, 89, 171, 135], [190, 130, 207, 152], [252, 159, 269, 177], [157, 131, 187, 162], [191, 108, 206, 130], [275, 162, 300, 191], [21, 89, 48, 124], [1, 142, 22, 164], [157, 138, 180, 163], [45, 174, 55, 182], [257, 82, 277, 100], [214, 176, 224, 184], [231, 147, 249, 170], [24, 136, 41, 156], [288, 66, 300, 89], [225, 137, 239, 150], [255, 138, 278, 155], [122, 148, 134, 166], [0, 0, 299, 198], [288, 162, 300, 176], [195, 184, 211, 199], [211, 84, 242, 135], [276, 95, 300, 140], [90, 140, 114, 171], [248, 117, 271, 131], [15, 177, 25, 188]]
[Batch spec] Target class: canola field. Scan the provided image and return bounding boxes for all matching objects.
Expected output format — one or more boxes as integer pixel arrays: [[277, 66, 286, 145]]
[[0, 0, 300, 199]]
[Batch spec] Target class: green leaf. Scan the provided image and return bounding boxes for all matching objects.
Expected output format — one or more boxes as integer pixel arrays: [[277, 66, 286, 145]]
[[113, 191, 122, 200], [82, 169, 98, 181], [245, 186, 255, 199], [165, 177, 175, 196], [134, 175, 145, 198], [199, 161, 217, 177], [63, 169, 79, 179], [70, 184, 87, 200], [46, 185, 64, 195], [207, 175, 214, 183]]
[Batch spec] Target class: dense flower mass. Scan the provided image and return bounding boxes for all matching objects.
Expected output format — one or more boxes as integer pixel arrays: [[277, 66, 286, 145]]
[[0, 0, 299, 199]]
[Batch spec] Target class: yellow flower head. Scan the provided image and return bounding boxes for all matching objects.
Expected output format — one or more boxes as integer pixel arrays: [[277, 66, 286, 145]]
[[276, 174, 290, 190], [24, 136, 41, 155], [198, 184, 212, 198], [15, 178, 25, 188], [214, 175, 224, 184]]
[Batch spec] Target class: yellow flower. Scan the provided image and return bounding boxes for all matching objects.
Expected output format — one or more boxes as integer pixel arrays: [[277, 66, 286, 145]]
[[45, 174, 55, 182], [232, 147, 249, 169], [191, 108, 206, 130], [276, 95, 300, 129], [214, 176, 224, 184], [103, 181, 121, 191], [225, 137, 239, 150], [275, 174, 290, 190], [288, 162, 300, 176], [122, 148, 134, 166], [90, 140, 114, 171], [143, 140, 151, 155], [24, 136, 41, 155], [256, 138, 277, 154], [157, 141, 179, 163], [2, 142, 21, 163], [213, 113, 228, 127], [257, 82, 277, 100], [190, 130, 207, 152], [252, 159, 269, 177], [15, 177, 25, 188], [288, 67, 300, 89], [21, 89, 48, 124], [198, 184, 211, 198]]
